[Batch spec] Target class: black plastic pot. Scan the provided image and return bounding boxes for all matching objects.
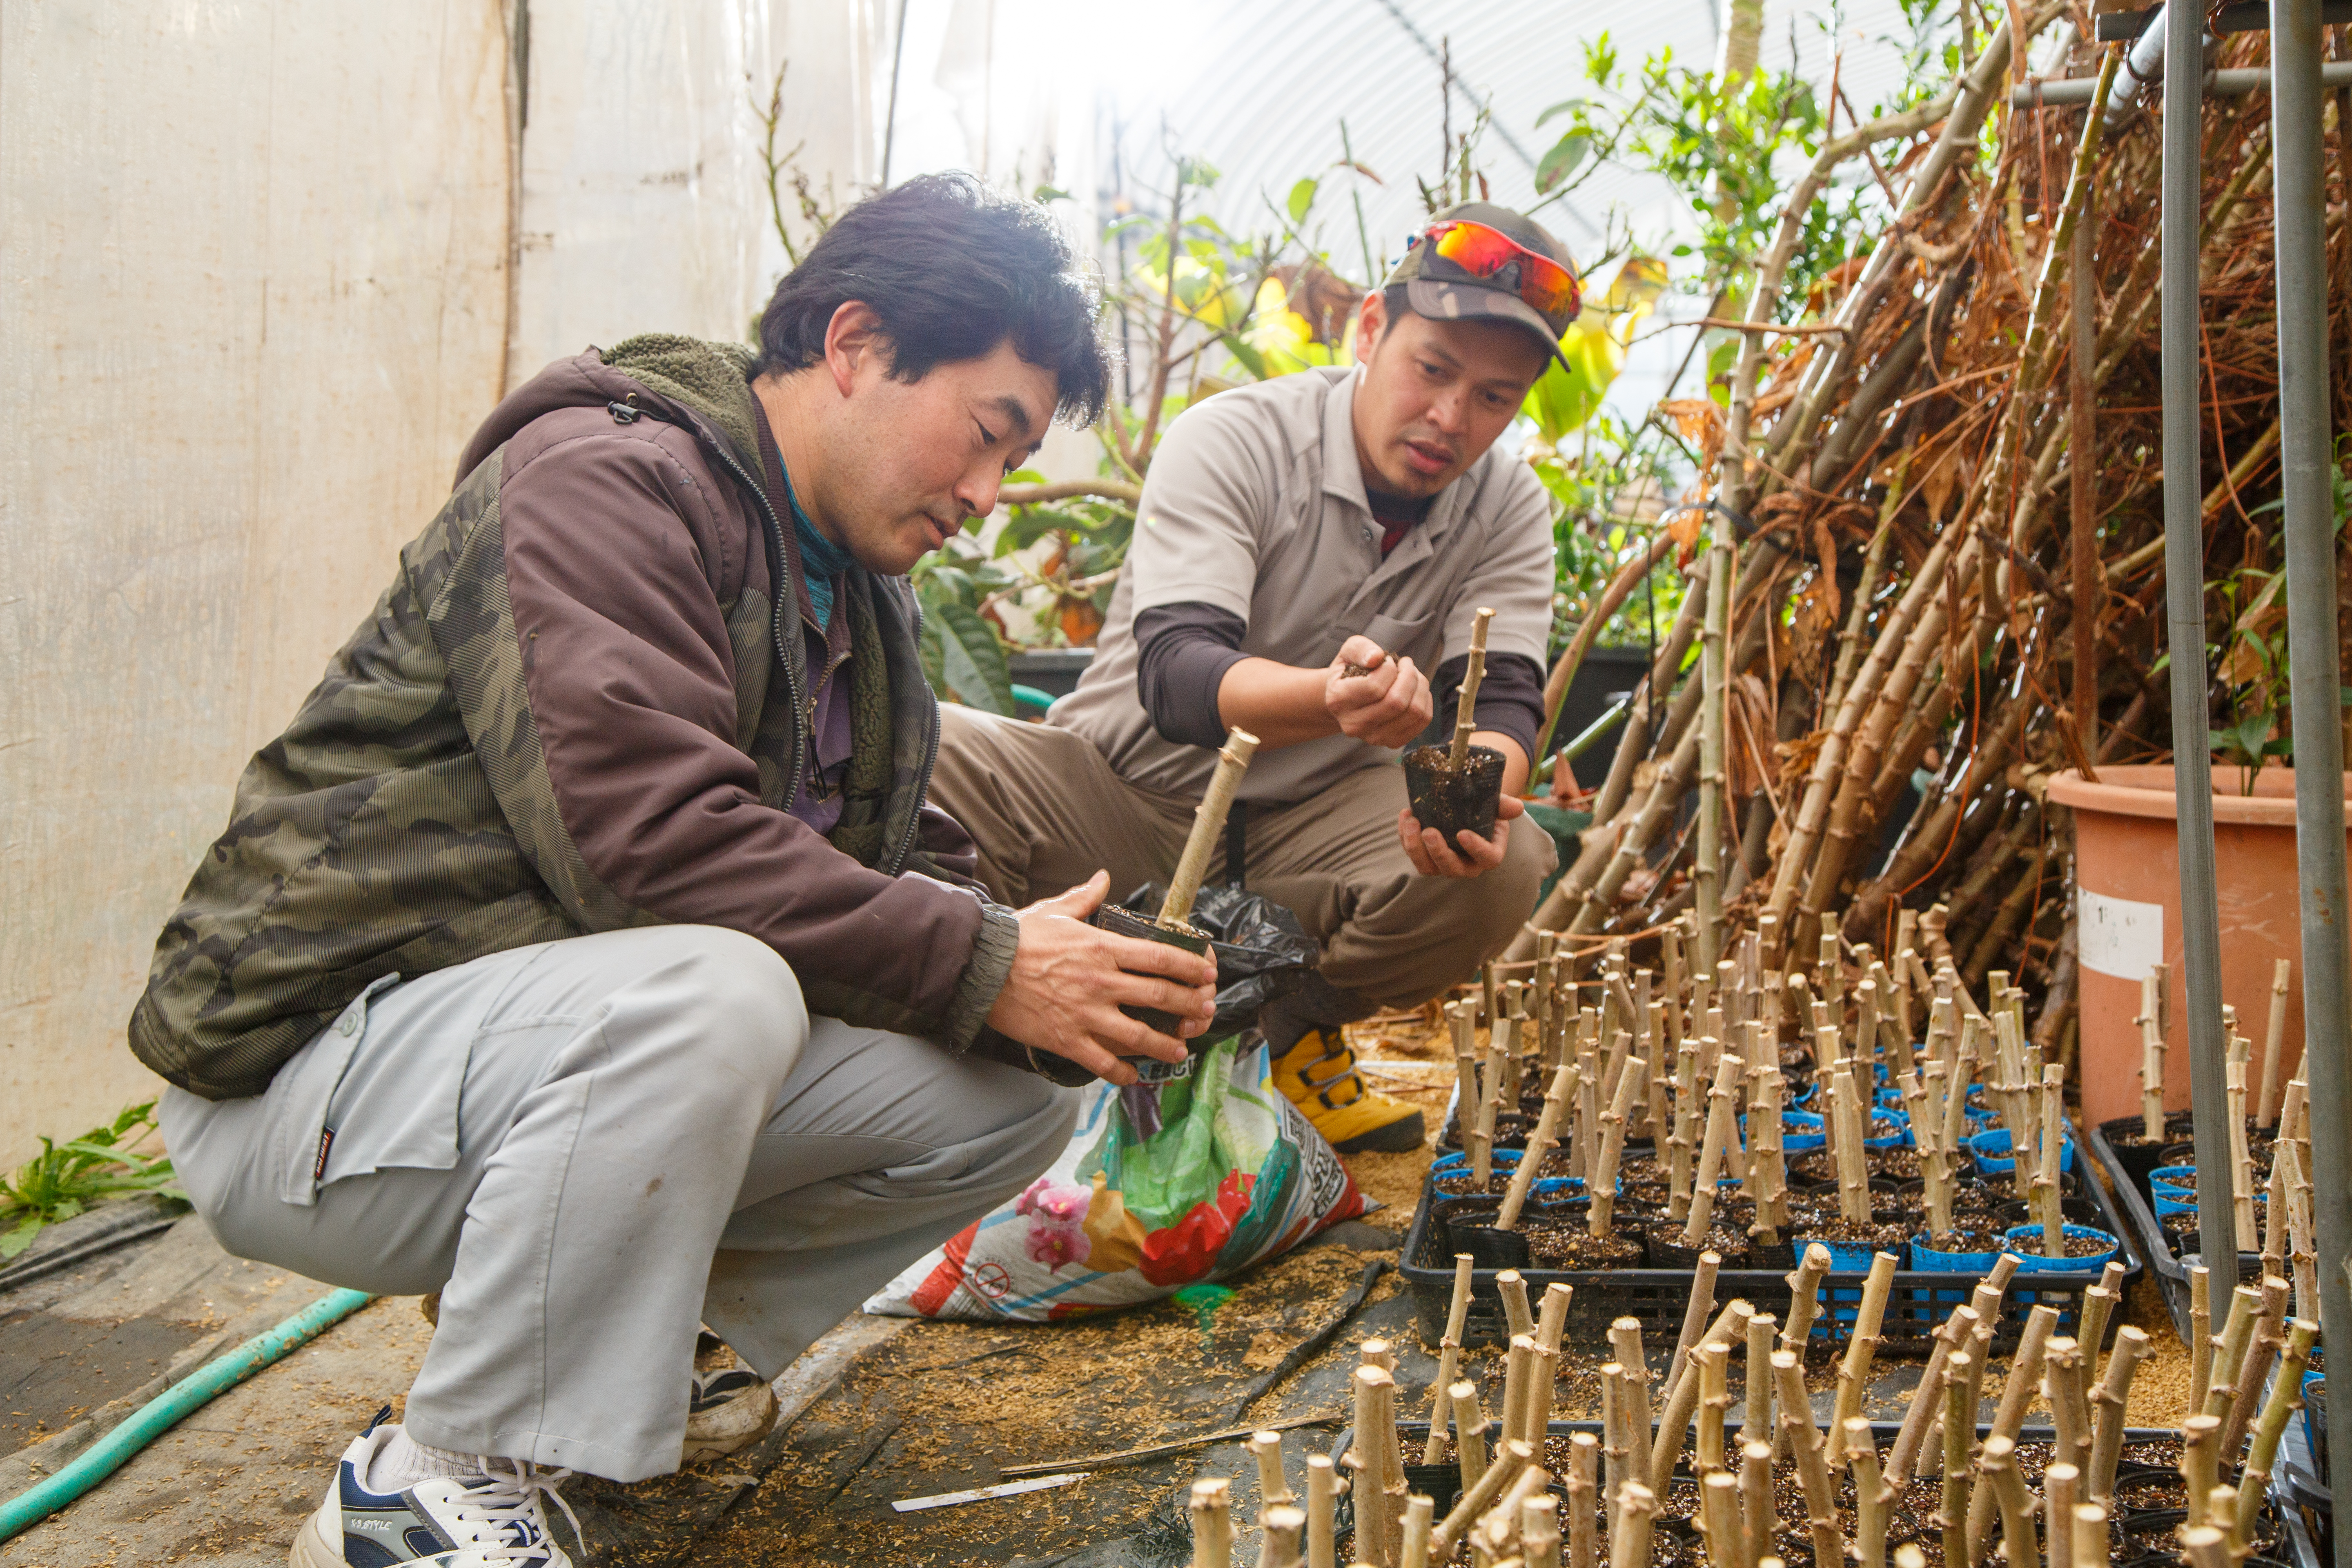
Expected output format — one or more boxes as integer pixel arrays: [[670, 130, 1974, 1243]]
[[1403, 743, 1506, 842], [1087, 903, 1213, 1078]]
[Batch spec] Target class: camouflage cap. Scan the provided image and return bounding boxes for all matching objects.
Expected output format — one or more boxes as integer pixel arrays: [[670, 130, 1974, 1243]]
[[1385, 201, 1579, 372]]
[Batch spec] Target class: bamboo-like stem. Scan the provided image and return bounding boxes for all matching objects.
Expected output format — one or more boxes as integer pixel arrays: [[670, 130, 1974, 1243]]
[[2217, 1276, 2291, 1459], [1939, 1350, 1973, 1566], [1665, 1254, 1720, 1414], [2259, 957, 2295, 1125], [2181, 1414, 2223, 1528], [1653, 1300, 1755, 1492], [1832, 1253, 1900, 1449], [2074, 1502, 2112, 1568], [2087, 1326, 2149, 1503], [2139, 969, 2167, 1139], [1607, 1481, 1655, 1568], [1591, 1058, 1645, 1236], [1782, 1243, 1833, 1353], [1305, 1454, 1340, 1568], [2079, 1274, 2123, 1382], [1564, 1433, 1597, 1568], [1537, 1283, 1574, 1358], [2284, 1134, 2319, 1324], [1740, 1311, 1775, 1452], [2189, 1266, 2215, 1413], [1349, 1367, 1401, 1568], [1698, 1469, 1742, 1568], [1738, 1441, 1773, 1568], [1452, 1381, 1490, 1493], [1682, 1049, 1744, 1245], [1251, 1430, 1294, 1512], [2035, 1061, 2068, 1251], [1499, 1336, 1535, 1459], [1499, 1062, 1576, 1231], [1696, 537, 1732, 971], [2046, 1461, 2081, 1568], [2228, 1054, 2259, 1254], [1600, 1361, 1630, 1544], [1889, 1321, 1958, 1481], [1256, 1503, 1305, 1568], [1489, 1463, 1553, 1548], [1695, 1342, 1731, 1475], [1524, 1493, 1564, 1568], [1982, 1435, 2040, 1568], [2181, 1523, 2230, 1568], [1161, 728, 1259, 928], [1773, 1350, 1843, 1568], [2233, 1317, 2319, 1544], [1751, 1066, 1788, 1238], [1450, 608, 1494, 769], [1399, 1495, 1434, 1568], [1830, 1061, 1870, 1222], [1423, 1254, 1476, 1464], [1668, 1036, 1703, 1218], [1523, 1341, 1559, 1448], [1193, 1478, 1236, 1568], [2204, 1285, 2261, 1429], [1432, 1439, 1532, 1560], [2044, 1336, 2091, 1476], [1497, 1271, 1536, 1343], [1610, 1321, 1653, 1484], [1967, 1303, 2058, 1561], [1846, 1419, 1890, 1568]]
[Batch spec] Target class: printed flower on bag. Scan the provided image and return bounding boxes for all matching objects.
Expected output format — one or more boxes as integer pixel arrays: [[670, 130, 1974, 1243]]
[[1017, 1176, 1093, 1270]]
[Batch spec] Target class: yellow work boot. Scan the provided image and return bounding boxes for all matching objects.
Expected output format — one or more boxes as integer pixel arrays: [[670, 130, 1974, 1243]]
[[1268, 1027, 1426, 1153]]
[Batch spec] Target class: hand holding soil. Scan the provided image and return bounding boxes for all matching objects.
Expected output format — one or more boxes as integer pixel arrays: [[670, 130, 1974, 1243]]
[[985, 870, 1218, 1085], [1324, 635, 1431, 749], [1398, 793, 1520, 878]]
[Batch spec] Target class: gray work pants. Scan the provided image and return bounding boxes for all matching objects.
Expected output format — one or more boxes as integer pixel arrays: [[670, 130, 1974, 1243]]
[[158, 924, 1075, 1483]]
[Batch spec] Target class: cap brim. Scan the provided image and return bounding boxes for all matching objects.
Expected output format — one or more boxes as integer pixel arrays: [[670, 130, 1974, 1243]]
[[1405, 280, 1572, 374]]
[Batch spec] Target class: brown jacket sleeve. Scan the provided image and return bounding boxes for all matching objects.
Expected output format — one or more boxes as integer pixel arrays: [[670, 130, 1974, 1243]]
[[496, 413, 998, 1040]]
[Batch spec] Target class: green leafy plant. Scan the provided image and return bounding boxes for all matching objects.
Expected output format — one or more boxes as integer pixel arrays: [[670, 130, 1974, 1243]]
[[0, 1101, 183, 1259]]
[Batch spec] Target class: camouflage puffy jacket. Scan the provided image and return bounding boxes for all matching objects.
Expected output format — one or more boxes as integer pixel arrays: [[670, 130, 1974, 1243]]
[[131, 336, 1028, 1100]]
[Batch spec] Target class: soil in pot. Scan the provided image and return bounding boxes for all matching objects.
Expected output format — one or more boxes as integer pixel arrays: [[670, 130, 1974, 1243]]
[[1646, 1222, 1749, 1266], [1522, 1221, 1643, 1269], [1797, 1216, 1913, 1251], [1402, 743, 1506, 842]]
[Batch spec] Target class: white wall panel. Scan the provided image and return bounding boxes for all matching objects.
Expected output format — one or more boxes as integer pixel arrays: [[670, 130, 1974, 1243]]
[[0, 1, 513, 1165]]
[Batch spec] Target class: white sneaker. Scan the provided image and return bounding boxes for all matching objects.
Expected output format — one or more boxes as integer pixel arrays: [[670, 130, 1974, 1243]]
[[289, 1417, 578, 1567], [682, 1331, 778, 1464]]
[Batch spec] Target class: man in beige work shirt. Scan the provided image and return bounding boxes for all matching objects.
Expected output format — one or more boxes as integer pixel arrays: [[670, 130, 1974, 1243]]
[[933, 202, 1575, 1151]]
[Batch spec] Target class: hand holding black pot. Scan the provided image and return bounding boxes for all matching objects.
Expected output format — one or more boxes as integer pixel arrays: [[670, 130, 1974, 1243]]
[[984, 871, 1218, 1086]]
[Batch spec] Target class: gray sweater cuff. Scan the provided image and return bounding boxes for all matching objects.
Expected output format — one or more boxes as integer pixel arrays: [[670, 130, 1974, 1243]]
[[941, 900, 1022, 1054]]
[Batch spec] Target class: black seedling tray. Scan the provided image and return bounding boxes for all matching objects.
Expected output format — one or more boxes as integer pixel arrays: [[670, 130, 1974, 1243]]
[[2086, 1116, 2265, 1349], [1399, 1159, 2140, 1351]]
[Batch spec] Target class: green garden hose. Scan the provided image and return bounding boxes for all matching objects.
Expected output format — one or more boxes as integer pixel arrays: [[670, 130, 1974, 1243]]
[[0, 1287, 375, 1541]]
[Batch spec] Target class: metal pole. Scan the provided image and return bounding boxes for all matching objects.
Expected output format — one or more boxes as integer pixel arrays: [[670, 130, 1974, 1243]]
[[2272, 0, 2352, 1477], [2158, 0, 2239, 1276]]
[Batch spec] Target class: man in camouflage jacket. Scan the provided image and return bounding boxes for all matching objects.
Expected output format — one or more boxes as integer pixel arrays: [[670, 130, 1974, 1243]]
[[133, 178, 1216, 1559]]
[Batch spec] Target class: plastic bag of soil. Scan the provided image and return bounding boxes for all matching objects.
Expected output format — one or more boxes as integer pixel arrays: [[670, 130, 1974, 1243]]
[[1118, 880, 1321, 1043], [861, 1032, 1368, 1322]]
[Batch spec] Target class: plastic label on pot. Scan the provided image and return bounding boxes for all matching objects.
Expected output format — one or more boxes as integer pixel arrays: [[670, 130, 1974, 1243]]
[[2079, 888, 2165, 980]]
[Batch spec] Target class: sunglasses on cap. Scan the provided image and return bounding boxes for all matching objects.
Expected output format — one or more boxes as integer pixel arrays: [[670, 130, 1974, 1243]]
[[1418, 218, 1581, 322]]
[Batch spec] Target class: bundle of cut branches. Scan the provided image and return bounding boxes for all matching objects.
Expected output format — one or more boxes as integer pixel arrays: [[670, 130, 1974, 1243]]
[[1518, 23, 2349, 1055]]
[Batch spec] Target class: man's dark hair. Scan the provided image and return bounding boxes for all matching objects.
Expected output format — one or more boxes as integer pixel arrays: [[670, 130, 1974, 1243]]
[[757, 172, 1111, 425]]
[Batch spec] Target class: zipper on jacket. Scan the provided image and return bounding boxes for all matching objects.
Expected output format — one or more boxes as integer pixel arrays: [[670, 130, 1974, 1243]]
[[693, 435, 809, 811]]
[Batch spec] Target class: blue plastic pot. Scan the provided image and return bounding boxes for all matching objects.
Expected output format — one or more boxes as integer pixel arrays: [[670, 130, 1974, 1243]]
[[2001, 1223, 2118, 1273], [1910, 1232, 2002, 1272], [1794, 1236, 1889, 1272], [1969, 1127, 2075, 1178], [1864, 1109, 1911, 1151], [2149, 1164, 2196, 1193], [1764, 1110, 1827, 1153]]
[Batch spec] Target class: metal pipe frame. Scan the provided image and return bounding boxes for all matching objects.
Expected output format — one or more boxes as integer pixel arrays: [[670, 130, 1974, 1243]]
[[2270, 14, 2352, 1550], [2158, 0, 2241, 1277], [2014, 61, 2352, 107]]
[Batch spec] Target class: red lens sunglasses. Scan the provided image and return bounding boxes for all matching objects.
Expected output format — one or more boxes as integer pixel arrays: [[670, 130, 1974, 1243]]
[[1420, 220, 1581, 321]]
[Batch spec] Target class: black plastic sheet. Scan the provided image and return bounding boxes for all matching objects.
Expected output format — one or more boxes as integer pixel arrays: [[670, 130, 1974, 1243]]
[[1120, 882, 1319, 1041]]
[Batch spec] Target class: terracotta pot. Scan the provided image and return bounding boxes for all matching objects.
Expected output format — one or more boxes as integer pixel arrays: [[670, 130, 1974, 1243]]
[[2047, 764, 2352, 1127]]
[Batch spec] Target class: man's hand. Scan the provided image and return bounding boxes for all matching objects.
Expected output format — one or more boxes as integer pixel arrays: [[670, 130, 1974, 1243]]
[[984, 871, 1220, 1086], [1324, 636, 1433, 751], [1399, 793, 1524, 879]]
